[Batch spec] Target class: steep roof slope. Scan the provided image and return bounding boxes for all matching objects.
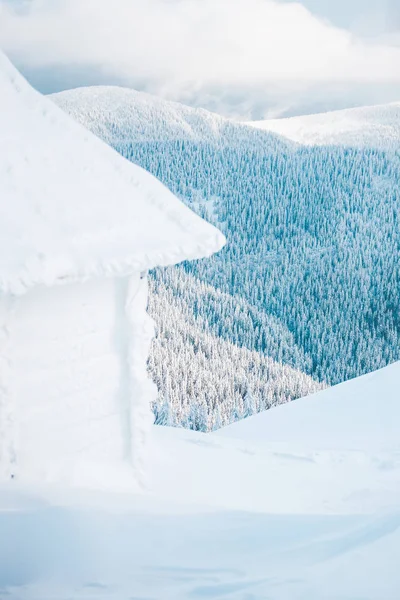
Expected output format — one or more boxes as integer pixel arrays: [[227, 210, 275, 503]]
[[248, 103, 400, 149], [0, 53, 225, 295], [216, 361, 400, 451]]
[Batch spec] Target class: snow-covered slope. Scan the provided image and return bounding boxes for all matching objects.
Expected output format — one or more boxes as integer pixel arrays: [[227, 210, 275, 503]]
[[52, 86, 226, 142], [248, 102, 400, 149], [217, 361, 400, 452], [0, 53, 225, 295], [1, 362, 400, 599], [52, 85, 289, 147]]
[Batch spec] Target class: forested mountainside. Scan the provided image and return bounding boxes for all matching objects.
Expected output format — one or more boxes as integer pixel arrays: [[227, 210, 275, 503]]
[[148, 271, 323, 430], [52, 88, 400, 429], [135, 140, 399, 384], [248, 102, 400, 149]]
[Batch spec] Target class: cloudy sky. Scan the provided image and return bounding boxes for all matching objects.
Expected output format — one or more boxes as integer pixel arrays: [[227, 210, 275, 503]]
[[0, 0, 399, 118]]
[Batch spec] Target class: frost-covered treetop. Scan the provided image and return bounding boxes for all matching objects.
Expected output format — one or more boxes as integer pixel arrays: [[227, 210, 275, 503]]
[[0, 51, 225, 295]]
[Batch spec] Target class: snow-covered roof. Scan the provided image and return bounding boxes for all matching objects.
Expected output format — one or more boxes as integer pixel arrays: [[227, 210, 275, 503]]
[[0, 52, 225, 295]]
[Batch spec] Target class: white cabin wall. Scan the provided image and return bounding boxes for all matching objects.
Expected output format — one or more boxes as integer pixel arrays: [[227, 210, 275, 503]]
[[0, 294, 16, 479], [10, 278, 126, 478], [1, 273, 156, 486]]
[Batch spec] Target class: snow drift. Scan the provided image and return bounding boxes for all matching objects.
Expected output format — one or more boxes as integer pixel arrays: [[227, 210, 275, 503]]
[[0, 361, 399, 598], [217, 361, 400, 452]]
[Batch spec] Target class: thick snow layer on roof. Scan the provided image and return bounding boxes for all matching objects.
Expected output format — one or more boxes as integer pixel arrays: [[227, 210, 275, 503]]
[[0, 52, 225, 295], [247, 102, 400, 149]]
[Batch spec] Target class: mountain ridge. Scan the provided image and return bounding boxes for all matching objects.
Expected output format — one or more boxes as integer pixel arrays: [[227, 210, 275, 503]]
[[52, 85, 291, 148]]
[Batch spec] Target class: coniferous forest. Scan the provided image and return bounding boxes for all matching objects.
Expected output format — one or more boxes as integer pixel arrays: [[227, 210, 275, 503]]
[[53, 91, 400, 430], [124, 139, 400, 425]]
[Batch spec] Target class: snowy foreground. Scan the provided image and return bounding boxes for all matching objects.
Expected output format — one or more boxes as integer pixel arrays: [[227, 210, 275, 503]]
[[1, 362, 400, 599]]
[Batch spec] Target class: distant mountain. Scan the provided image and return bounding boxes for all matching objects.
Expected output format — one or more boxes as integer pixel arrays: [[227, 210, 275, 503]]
[[52, 86, 290, 148], [247, 102, 400, 149], [52, 87, 400, 429]]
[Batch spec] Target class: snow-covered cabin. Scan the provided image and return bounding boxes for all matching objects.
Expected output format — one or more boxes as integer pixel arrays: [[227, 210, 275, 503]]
[[0, 52, 225, 485]]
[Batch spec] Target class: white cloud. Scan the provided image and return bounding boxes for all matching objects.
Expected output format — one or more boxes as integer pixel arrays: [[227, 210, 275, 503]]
[[1, 0, 400, 117]]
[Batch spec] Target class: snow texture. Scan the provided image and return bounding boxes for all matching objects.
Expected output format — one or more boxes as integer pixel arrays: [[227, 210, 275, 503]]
[[0, 52, 225, 296], [248, 102, 400, 149], [0, 361, 399, 598]]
